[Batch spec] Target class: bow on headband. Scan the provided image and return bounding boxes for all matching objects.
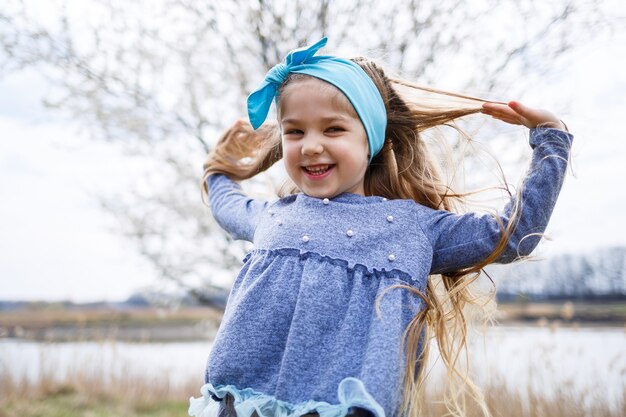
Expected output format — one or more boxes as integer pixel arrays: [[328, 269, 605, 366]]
[[247, 37, 387, 164]]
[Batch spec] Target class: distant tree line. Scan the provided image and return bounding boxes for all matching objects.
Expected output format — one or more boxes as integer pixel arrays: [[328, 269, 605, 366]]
[[488, 246, 626, 302]]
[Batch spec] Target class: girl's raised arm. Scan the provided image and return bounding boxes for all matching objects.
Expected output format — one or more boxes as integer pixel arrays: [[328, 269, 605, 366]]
[[203, 120, 272, 243], [417, 102, 573, 275], [206, 173, 269, 242]]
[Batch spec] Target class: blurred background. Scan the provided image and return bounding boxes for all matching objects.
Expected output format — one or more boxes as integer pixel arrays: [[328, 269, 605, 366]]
[[1, 0, 625, 416]]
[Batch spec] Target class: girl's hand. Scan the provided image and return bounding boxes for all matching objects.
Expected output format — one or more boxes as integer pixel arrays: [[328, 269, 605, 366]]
[[482, 101, 568, 132]]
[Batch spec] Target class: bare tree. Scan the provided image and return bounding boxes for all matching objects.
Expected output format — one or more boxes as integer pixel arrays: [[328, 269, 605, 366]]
[[0, 0, 614, 301]]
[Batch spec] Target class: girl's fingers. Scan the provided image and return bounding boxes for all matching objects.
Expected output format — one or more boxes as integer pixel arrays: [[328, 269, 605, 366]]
[[486, 114, 523, 125], [494, 115, 523, 125], [484, 101, 547, 128], [507, 101, 537, 120], [483, 104, 524, 123], [485, 101, 563, 129], [485, 108, 520, 120], [482, 102, 518, 118], [507, 101, 524, 112], [481, 102, 505, 113]]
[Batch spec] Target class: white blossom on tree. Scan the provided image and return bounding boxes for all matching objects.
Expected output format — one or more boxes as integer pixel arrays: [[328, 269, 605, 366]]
[[0, 0, 614, 302]]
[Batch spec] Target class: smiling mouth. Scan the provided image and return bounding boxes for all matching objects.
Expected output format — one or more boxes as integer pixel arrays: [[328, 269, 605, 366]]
[[303, 164, 335, 175]]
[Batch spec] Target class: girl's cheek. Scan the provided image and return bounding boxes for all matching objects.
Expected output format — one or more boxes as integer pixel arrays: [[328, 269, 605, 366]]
[[284, 145, 300, 166]]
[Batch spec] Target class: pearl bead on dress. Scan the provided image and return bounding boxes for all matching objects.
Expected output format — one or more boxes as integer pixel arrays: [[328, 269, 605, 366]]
[[346, 230, 354, 237], [302, 235, 310, 242], [386, 215, 394, 222], [323, 198, 330, 205], [388, 254, 396, 261]]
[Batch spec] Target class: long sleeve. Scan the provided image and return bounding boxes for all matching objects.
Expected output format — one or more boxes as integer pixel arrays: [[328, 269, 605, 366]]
[[206, 173, 270, 242], [415, 127, 574, 275]]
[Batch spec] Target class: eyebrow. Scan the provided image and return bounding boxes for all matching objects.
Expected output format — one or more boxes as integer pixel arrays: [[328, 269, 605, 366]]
[[280, 116, 350, 125]]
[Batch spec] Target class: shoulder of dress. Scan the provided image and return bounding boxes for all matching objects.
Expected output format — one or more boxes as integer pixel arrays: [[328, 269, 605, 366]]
[[276, 194, 299, 204]]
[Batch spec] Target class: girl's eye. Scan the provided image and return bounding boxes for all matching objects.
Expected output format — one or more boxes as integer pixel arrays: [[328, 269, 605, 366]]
[[285, 129, 303, 135], [327, 127, 345, 133]]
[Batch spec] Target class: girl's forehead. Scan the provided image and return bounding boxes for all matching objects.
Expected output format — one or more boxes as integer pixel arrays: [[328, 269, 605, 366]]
[[278, 77, 358, 119]]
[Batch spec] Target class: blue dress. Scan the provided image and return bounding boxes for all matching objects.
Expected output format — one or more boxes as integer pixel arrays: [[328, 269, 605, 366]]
[[189, 128, 573, 417]]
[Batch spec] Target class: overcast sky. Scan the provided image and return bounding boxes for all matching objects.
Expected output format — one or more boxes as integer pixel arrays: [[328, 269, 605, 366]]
[[1, 25, 625, 302]]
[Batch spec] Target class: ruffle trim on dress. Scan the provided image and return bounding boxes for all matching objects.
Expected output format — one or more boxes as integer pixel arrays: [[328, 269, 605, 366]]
[[242, 247, 422, 285], [188, 377, 386, 417]]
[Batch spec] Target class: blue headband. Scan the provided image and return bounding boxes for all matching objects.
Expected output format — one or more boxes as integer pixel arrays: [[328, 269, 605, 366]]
[[247, 37, 387, 165]]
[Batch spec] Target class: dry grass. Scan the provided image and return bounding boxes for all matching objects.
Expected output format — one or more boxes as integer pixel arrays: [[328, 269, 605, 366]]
[[420, 384, 626, 417], [0, 306, 223, 329], [0, 355, 198, 417], [497, 300, 626, 324], [0, 361, 200, 403], [1, 363, 624, 417], [0, 306, 224, 342]]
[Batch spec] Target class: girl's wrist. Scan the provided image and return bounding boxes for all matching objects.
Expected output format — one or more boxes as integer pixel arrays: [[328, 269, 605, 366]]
[[536, 119, 568, 132]]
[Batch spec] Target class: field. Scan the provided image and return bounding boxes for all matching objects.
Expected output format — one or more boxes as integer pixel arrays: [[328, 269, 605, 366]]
[[0, 305, 224, 342], [496, 300, 626, 324], [1, 303, 625, 417], [1, 367, 624, 417]]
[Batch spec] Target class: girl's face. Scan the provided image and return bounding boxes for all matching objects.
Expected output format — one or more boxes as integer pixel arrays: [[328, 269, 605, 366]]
[[279, 77, 370, 199]]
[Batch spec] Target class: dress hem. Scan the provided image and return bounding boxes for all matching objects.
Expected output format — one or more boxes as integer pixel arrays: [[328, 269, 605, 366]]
[[188, 377, 386, 417]]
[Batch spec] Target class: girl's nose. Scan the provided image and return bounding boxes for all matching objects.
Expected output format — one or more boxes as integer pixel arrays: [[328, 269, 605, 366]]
[[301, 134, 324, 155]]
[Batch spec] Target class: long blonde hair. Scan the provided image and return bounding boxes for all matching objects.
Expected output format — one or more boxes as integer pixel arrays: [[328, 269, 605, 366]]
[[201, 57, 527, 417]]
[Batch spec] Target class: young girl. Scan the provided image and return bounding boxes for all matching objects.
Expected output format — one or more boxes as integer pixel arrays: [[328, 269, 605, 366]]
[[189, 37, 573, 417]]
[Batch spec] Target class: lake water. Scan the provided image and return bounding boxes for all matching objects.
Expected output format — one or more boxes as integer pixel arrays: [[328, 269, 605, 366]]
[[443, 325, 626, 409], [0, 339, 212, 389], [1, 325, 624, 408]]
